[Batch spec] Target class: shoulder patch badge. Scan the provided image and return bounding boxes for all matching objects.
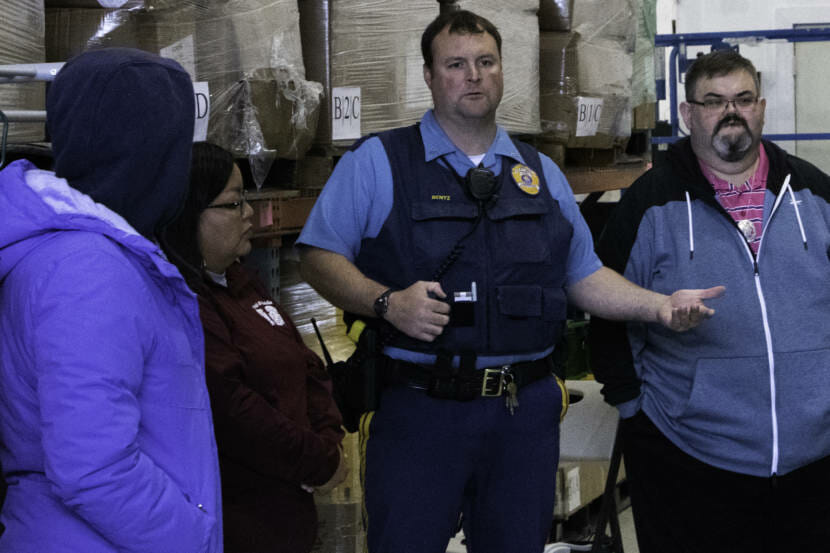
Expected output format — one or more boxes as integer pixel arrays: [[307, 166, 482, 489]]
[[511, 164, 540, 196]]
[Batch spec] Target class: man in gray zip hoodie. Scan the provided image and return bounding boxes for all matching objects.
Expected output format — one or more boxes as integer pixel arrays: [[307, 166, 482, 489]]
[[591, 49, 830, 553]]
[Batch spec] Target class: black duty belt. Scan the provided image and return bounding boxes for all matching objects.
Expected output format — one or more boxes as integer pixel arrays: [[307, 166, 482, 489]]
[[383, 354, 554, 402]]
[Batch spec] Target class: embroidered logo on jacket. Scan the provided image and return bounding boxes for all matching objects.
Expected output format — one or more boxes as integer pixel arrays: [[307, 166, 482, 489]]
[[253, 300, 285, 326]]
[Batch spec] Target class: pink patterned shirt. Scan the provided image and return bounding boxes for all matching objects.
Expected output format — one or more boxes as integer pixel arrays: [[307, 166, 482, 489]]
[[699, 146, 769, 254]]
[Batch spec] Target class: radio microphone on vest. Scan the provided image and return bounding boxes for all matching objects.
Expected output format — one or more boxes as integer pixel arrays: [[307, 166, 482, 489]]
[[465, 165, 499, 204]]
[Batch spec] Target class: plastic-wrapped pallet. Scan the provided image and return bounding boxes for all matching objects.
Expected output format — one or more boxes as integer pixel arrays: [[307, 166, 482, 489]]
[[300, 0, 540, 146], [44, 0, 322, 184], [572, 0, 637, 51], [538, 0, 639, 149], [631, 0, 657, 129], [572, 0, 638, 145], [453, 0, 541, 135], [539, 31, 579, 142], [194, 0, 322, 169], [300, 0, 438, 146], [0, 0, 46, 143]]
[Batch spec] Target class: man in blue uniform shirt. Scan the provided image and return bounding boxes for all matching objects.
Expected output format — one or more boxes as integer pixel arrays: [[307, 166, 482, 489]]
[[298, 10, 723, 553]]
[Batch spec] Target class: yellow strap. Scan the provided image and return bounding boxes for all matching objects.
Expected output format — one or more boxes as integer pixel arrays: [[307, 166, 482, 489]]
[[358, 410, 374, 553], [347, 319, 367, 344], [556, 376, 569, 421]]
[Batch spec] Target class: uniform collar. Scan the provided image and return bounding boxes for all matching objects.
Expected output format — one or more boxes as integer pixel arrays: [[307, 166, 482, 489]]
[[419, 110, 527, 173]]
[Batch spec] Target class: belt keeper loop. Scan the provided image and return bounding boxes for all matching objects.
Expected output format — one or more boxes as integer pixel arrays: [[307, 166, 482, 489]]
[[459, 351, 476, 375]]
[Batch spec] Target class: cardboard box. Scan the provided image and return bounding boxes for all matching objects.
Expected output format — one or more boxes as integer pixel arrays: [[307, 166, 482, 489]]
[[45, 5, 194, 64], [539, 31, 633, 148], [1, 0, 46, 143], [455, 0, 541, 135], [572, 0, 637, 50], [560, 380, 619, 461], [536, 139, 566, 168], [312, 432, 366, 553], [294, 154, 335, 190], [45, 1, 320, 165], [299, 0, 436, 146], [44, 0, 175, 7], [248, 189, 318, 236], [209, 67, 322, 161], [539, 31, 578, 142], [633, 101, 656, 130], [632, 0, 657, 107], [554, 459, 626, 519], [192, 0, 319, 160], [300, 0, 541, 146]]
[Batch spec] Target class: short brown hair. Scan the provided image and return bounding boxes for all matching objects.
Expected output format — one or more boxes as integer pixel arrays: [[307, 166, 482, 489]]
[[685, 49, 761, 101], [421, 10, 502, 69]]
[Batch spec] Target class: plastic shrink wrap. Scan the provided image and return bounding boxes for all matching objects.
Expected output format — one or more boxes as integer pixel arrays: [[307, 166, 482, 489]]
[[300, 0, 540, 146], [539, 0, 639, 148], [45, 0, 322, 185]]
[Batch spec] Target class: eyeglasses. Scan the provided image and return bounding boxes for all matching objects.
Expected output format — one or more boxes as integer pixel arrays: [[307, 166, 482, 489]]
[[205, 189, 248, 214], [687, 96, 759, 114]]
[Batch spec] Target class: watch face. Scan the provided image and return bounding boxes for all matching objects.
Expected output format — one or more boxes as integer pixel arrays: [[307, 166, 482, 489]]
[[374, 290, 391, 317]]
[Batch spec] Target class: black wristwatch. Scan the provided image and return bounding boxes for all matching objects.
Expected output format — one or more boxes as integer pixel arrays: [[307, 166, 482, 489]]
[[373, 288, 395, 318]]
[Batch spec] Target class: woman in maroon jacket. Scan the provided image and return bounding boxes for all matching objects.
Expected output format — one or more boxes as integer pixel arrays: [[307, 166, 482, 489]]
[[163, 142, 346, 553]]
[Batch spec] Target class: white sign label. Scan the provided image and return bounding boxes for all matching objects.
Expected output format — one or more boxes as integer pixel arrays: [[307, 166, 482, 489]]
[[566, 467, 581, 513], [575, 97, 604, 137], [193, 81, 210, 142], [331, 86, 361, 140]]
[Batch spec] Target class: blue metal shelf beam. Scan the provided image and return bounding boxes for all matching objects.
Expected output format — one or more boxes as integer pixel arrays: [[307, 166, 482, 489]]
[[655, 27, 830, 48]]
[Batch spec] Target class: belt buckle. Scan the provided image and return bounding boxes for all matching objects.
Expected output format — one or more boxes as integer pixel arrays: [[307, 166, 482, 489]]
[[481, 367, 507, 397]]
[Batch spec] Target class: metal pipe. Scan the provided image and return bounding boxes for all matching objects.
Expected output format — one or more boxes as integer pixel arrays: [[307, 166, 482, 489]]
[[0, 110, 47, 123], [655, 27, 830, 47], [0, 62, 64, 84]]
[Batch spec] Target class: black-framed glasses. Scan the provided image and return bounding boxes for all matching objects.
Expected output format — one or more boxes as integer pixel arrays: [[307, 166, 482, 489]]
[[205, 189, 248, 214], [687, 96, 759, 114]]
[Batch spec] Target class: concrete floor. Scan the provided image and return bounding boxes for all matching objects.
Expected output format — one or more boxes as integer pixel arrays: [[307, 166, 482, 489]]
[[444, 507, 639, 553]]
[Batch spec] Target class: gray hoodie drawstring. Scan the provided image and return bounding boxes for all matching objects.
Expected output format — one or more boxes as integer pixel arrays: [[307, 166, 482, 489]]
[[687, 174, 807, 260], [685, 190, 694, 259], [781, 175, 808, 250]]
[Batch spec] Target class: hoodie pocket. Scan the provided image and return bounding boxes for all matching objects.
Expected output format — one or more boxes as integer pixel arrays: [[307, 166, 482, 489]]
[[678, 356, 770, 442], [772, 348, 830, 470]]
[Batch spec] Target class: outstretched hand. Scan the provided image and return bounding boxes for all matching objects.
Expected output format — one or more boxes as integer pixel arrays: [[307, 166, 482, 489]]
[[658, 286, 726, 332]]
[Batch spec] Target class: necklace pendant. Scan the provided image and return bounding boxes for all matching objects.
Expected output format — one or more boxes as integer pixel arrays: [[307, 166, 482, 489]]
[[737, 219, 756, 242]]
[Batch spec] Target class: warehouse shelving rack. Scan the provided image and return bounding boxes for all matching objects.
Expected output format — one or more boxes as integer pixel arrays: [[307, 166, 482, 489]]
[[0, 62, 63, 169]]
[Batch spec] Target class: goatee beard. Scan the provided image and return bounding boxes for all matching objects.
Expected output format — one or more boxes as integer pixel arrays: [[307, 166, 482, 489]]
[[712, 114, 753, 162]]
